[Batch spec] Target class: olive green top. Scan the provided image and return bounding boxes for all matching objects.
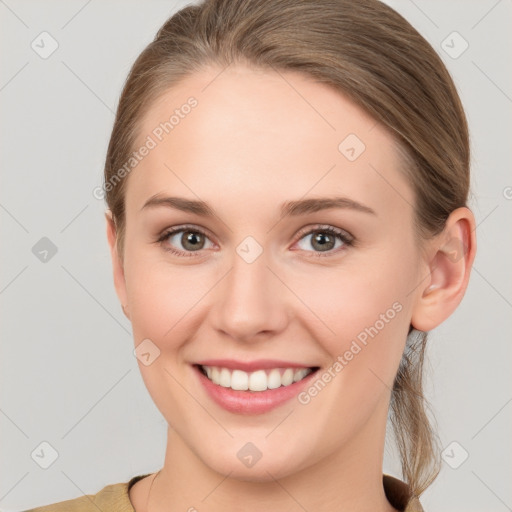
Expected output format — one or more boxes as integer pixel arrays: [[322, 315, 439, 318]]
[[23, 473, 424, 511]]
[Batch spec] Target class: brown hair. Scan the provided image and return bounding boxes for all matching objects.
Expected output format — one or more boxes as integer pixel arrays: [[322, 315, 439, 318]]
[[103, 0, 470, 498]]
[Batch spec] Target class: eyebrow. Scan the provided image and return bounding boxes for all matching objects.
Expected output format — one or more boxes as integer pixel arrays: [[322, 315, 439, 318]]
[[140, 194, 376, 217]]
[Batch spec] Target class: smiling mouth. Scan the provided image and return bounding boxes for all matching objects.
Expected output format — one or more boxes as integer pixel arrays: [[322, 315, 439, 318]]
[[196, 364, 320, 392]]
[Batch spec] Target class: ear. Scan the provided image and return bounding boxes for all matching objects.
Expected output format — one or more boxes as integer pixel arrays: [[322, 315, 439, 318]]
[[105, 210, 130, 320], [411, 206, 477, 332]]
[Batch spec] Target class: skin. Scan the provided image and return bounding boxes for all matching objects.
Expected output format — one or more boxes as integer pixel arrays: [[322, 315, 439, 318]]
[[105, 64, 476, 512]]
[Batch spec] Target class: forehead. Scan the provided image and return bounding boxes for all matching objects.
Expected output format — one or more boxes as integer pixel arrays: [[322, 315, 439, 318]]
[[125, 64, 413, 221]]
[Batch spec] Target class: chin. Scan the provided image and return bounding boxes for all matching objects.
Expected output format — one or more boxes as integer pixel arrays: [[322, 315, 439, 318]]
[[195, 439, 313, 483]]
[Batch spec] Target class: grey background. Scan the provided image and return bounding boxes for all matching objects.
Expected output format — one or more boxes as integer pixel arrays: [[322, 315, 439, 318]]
[[1, 0, 511, 510]]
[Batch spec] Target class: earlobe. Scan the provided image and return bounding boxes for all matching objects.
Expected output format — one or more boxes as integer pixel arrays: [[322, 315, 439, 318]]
[[105, 210, 130, 320], [411, 207, 477, 332]]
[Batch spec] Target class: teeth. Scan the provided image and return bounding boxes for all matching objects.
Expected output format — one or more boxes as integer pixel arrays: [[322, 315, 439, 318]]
[[248, 370, 266, 391], [201, 365, 314, 392], [231, 370, 249, 391], [267, 369, 281, 390], [219, 368, 231, 388], [293, 368, 310, 382], [282, 368, 294, 386]]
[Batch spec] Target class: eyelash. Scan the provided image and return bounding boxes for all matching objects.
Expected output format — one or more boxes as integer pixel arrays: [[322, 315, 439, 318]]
[[156, 224, 355, 258]]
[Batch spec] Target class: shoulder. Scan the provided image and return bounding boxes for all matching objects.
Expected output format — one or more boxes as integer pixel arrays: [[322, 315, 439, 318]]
[[22, 474, 151, 512]]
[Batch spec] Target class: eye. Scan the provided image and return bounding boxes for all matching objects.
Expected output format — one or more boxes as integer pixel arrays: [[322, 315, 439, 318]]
[[156, 225, 215, 256], [293, 225, 354, 257], [156, 224, 354, 258]]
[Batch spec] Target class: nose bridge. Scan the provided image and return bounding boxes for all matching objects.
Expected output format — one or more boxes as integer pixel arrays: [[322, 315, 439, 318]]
[[212, 243, 287, 341]]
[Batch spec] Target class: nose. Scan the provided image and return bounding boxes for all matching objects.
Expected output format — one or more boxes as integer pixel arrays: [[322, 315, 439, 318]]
[[211, 250, 289, 343]]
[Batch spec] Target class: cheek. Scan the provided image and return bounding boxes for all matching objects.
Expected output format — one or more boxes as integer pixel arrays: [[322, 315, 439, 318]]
[[292, 258, 414, 441], [123, 241, 209, 342], [123, 257, 205, 424], [291, 248, 416, 373]]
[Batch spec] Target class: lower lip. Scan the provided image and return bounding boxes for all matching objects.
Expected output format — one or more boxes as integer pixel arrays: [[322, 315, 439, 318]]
[[194, 365, 318, 415]]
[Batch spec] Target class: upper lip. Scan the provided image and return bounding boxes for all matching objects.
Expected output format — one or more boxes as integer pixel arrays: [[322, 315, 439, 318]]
[[195, 359, 317, 372]]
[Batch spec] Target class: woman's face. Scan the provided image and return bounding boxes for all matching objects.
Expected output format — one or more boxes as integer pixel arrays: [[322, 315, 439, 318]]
[[110, 64, 428, 480]]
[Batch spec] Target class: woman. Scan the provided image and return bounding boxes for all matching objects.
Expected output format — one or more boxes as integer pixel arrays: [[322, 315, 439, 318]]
[[25, 0, 476, 510]]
